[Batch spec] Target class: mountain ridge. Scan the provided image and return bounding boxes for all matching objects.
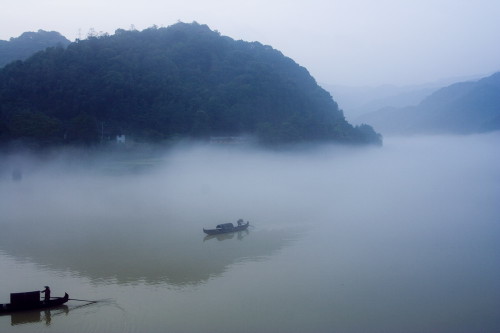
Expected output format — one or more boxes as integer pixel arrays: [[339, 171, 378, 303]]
[[355, 72, 500, 135], [0, 30, 71, 68], [0, 22, 381, 147]]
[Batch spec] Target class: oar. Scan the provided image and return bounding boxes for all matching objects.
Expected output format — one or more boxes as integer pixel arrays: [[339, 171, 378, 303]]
[[68, 298, 99, 303], [48, 296, 97, 303]]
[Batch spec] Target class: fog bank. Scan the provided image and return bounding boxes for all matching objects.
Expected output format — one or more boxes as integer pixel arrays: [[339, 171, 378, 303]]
[[1, 133, 499, 233], [1, 133, 499, 332]]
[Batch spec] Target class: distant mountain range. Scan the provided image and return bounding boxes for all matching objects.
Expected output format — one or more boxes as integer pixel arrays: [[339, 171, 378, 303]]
[[355, 72, 500, 135], [322, 74, 485, 122], [323, 83, 438, 121], [0, 23, 381, 147], [0, 30, 71, 68]]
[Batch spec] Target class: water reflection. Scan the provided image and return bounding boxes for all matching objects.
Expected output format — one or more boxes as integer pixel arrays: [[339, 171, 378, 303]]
[[1, 135, 499, 333], [0, 218, 298, 286], [203, 229, 250, 242], [6, 305, 68, 326]]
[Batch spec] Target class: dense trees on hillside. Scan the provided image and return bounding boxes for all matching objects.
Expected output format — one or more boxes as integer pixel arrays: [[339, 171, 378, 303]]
[[0, 22, 381, 147], [0, 30, 70, 68]]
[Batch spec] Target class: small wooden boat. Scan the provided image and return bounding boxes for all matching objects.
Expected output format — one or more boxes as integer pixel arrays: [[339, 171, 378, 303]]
[[203, 219, 250, 235], [0, 291, 69, 314]]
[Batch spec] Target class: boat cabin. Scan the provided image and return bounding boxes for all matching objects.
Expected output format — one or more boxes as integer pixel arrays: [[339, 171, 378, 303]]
[[10, 291, 41, 307], [216, 223, 234, 230]]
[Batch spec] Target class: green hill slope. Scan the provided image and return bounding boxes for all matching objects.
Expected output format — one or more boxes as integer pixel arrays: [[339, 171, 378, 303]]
[[0, 22, 381, 146], [0, 30, 71, 68]]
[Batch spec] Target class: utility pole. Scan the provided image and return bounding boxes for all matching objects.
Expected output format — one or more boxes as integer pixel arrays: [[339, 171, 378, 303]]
[[101, 121, 104, 143]]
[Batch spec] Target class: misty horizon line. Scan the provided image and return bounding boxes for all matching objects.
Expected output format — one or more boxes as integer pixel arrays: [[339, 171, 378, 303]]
[[2, 26, 497, 89]]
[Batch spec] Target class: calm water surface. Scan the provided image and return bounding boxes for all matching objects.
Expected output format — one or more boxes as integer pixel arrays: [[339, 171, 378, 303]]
[[1, 134, 499, 332]]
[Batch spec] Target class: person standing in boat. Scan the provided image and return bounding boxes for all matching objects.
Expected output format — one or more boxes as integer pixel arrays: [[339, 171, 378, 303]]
[[41, 286, 51, 302], [237, 219, 244, 226]]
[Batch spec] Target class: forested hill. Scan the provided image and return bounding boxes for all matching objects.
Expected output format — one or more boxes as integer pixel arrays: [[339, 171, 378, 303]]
[[0, 22, 381, 147], [0, 30, 70, 68]]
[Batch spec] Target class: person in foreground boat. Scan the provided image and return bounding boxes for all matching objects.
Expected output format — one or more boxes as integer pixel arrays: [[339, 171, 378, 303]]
[[41, 286, 51, 303], [0, 289, 69, 314]]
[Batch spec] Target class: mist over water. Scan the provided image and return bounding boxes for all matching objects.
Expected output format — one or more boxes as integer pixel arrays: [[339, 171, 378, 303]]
[[0, 133, 499, 332]]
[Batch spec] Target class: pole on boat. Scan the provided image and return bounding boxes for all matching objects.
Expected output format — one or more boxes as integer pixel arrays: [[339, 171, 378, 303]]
[[49, 296, 99, 303], [68, 298, 99, 303]]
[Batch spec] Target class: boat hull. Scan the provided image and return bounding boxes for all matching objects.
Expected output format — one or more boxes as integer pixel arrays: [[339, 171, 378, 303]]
[[0, 293, 69, 314], [203, 222, 250, 235]]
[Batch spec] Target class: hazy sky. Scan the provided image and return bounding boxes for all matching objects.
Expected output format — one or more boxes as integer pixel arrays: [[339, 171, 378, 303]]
[[1, 0, 499, 86]]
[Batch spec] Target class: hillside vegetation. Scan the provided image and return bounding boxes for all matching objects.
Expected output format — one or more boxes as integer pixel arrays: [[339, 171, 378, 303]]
[[0, 30, 70, 68], [0, 22, 381, 147]]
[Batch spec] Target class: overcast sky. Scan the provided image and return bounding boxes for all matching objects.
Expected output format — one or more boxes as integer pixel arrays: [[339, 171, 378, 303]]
[[1, 0, 499, 86]]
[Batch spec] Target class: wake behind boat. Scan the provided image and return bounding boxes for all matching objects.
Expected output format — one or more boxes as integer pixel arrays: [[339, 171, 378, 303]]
[[203, 219, 250, 235], [0, 291, 69, 314]]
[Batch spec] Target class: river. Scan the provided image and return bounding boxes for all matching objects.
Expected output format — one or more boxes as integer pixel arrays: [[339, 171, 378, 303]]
[[1, 133, 499, 333]]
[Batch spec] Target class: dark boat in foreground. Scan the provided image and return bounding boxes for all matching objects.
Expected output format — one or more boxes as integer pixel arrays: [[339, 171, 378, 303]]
[[0, 291, 69, 314], [203, 219, 250, 235]]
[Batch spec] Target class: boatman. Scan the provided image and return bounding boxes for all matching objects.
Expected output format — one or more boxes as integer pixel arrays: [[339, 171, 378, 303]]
[[41, 286, 51, 302]]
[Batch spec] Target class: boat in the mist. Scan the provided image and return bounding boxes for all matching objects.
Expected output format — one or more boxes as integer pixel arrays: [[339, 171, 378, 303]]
[[203, 219, 250, 235], [0, 291, 69, 314]]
